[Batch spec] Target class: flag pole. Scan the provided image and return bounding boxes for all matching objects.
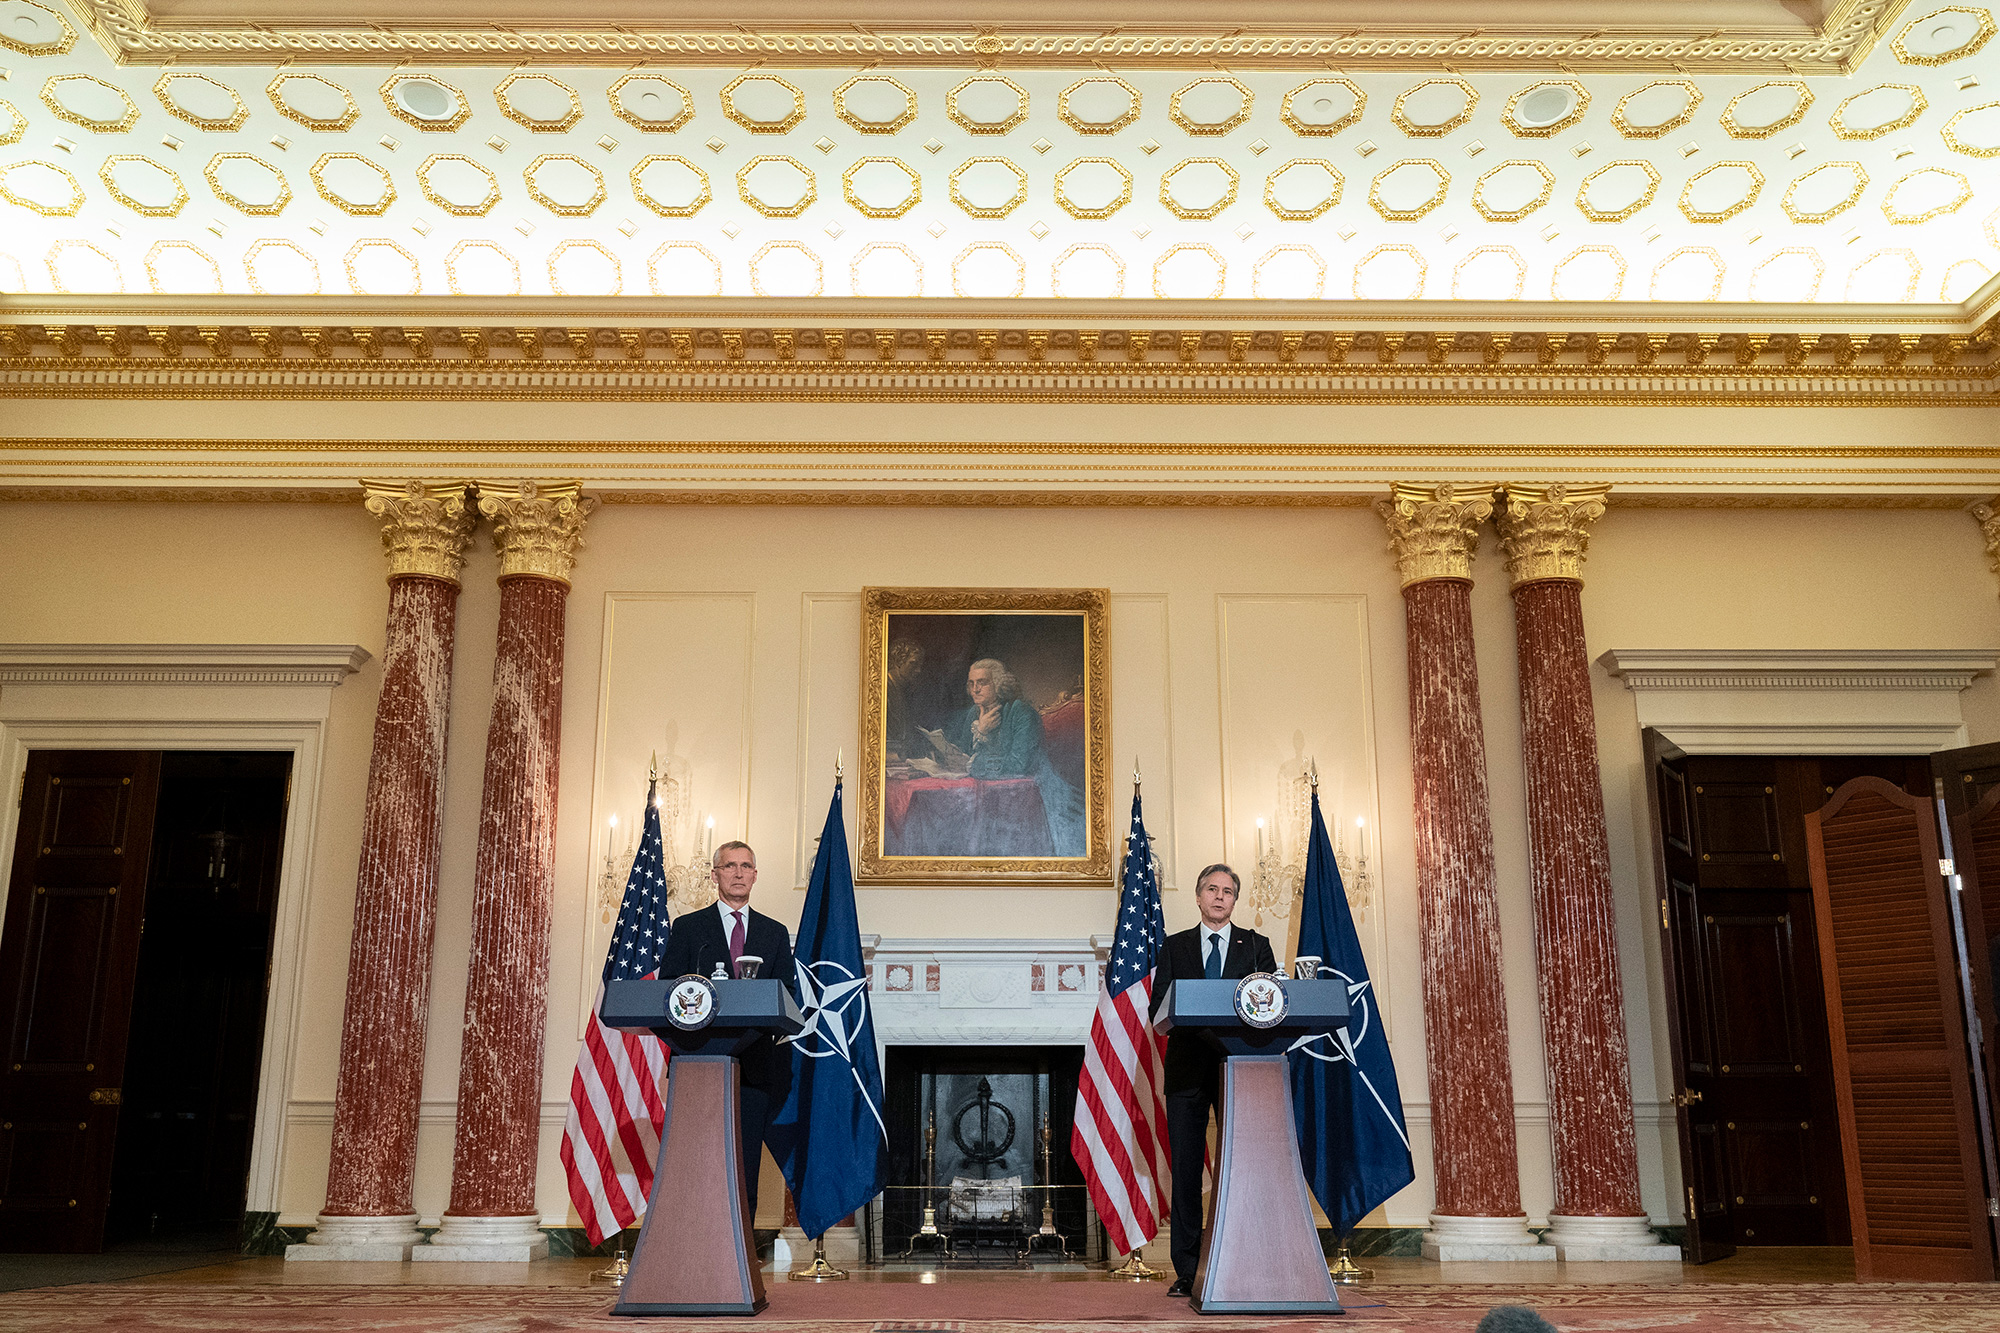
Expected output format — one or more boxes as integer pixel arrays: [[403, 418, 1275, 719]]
[[1328, 1232, 1373, 1283], [789, 1233, 849, 1282], [592, 1231, 632, 1285], [1104, 756, 1165, 1281]]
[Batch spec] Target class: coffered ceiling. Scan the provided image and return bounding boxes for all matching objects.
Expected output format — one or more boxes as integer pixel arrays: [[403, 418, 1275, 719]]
[[0, 0, 1995, 312]]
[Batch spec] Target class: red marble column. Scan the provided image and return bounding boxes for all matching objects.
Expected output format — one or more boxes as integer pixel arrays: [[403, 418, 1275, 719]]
[[1379, 484, 1544, 1262], [1498, 484, 1673, 1261], [421, 481, 594, 1262], [292, 481, 475, 1262]]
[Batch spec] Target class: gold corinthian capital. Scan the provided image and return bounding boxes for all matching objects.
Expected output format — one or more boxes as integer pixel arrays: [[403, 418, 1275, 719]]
[[1495, 483, 1611, 588], [1375, 482, 1495, 587], [360, 479, 477, 584], [476, 480, 597, 585], [1971, 501, 2000, 582]]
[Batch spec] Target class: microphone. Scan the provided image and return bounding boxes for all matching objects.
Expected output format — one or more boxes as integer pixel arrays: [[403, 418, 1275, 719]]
[[1475, 1308, 1558, 1333]]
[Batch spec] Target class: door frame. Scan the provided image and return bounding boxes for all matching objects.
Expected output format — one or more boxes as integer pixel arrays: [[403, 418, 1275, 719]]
[[0, 643, 368, 1218], [1603, 646, 1998, 1244]]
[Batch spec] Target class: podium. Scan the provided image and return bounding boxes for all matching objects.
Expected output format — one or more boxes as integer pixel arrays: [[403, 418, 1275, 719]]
[[600, 977, 804, 1316], [1154, 978, 1349, 1316]]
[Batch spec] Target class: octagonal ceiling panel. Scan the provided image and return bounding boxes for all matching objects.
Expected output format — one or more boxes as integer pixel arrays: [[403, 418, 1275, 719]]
[[1, 22, 1995, 306]]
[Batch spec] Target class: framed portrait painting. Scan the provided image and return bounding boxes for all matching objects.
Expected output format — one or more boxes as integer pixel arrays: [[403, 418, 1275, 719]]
[[859, 587, 1111, 885]]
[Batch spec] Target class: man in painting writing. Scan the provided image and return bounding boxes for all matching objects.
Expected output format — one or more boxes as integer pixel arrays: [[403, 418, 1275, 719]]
[[940, 657, 1086, 856], [1148, 864, 1279, 1297], [658, 841, 794, 1219]]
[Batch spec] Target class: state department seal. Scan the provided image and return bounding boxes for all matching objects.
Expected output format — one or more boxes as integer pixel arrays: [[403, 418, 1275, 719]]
[[666, 974, 718, 1030], [1233, 972, 1289, 1029]]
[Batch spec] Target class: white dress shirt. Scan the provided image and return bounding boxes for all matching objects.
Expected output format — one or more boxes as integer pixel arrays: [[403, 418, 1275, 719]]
[[1199, 922, 1233, 969], [715, 899, 751, 944]]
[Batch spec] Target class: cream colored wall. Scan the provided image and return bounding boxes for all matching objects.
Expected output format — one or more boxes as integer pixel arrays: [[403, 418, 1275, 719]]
[[3, 495, 1998, 1236]]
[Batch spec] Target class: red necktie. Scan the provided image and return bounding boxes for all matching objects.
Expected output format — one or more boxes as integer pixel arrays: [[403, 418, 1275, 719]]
[[729, 909, 746, 966]]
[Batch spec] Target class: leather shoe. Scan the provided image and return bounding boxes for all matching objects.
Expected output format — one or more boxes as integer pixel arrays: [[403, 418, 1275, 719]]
[[1166, 1278, 1193, 1298]]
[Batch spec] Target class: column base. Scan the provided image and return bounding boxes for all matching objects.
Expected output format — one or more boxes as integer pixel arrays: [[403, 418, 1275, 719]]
[[411, 1213, 550, 1262], [1543, 1214, 1682, 1263], [1420, 1214, 1556, 1262], [285, 1213, 424, 1262]]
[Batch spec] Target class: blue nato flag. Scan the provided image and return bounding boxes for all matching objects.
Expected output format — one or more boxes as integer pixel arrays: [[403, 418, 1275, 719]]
[[765, 777, 888, 1240], [1287, 789, 1416, 1236]]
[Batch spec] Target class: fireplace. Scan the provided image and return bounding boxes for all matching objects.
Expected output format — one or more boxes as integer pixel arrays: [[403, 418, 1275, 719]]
[[875, 1045, 1097, 1263]]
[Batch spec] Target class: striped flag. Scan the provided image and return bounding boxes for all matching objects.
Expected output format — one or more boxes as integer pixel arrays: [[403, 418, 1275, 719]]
[[559, 777, 674, 1246], [1070, 789, 1172, 1256]]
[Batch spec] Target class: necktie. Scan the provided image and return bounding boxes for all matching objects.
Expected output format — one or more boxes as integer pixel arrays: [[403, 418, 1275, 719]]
[[1204, 932, 1222, 980], [729, 910, 746, 966]]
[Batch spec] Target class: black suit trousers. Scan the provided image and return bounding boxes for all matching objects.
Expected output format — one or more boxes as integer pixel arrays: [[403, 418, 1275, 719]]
[[739, 1084, 771, 1223], [1165, 1081, 1216, 1281]]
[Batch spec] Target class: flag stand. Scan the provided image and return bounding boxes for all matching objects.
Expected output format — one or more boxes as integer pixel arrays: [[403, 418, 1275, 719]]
[[788, 1235, 848, 1282], [1108, 1250, 1162, 1280], [592, 1234, 631, 1285], [1327, 1236, 1373, 1284]]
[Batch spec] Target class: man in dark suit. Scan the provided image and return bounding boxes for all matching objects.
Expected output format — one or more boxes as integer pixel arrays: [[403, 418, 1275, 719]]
[[1148, 862, 1279, 1296], [658, 840, 795, 1219]]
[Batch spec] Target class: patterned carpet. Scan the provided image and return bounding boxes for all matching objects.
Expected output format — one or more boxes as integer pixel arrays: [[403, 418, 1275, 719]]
[[0, 1282, 1997, 1332]]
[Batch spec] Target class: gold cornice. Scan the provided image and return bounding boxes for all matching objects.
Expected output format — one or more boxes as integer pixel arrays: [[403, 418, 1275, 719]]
[[360, 477, 476, 584], [66, 0, 1911, 73], [2, 312, 1994, 406], [0, 486, 1979, 510], [1376, 481, 1495, 587], [1495, 482, 1610, 587], [16, 438, 2000, 461]]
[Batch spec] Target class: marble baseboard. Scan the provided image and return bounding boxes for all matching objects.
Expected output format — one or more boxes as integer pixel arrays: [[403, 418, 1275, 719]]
[[240, 1213, 312, 1256]]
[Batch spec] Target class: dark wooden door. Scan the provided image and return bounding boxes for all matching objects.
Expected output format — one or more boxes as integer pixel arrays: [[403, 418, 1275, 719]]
[[107, 752, 290, 1242], [1645, 746, 1875, 1258], [1643, 730, 1733, 1262], [1807, 776, 1996, 1281], [0, 750, 162, 1252], [1926, 742, 2000, 1266]]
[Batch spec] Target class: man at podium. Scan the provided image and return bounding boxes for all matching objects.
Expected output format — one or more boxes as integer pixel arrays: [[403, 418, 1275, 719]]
[[658, 841, 794, 1217], [1148, 863, 1278, 1296]]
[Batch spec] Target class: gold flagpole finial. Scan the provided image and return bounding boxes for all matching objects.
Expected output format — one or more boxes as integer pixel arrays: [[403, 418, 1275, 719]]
[[1309, 758, 1320, 791], [836, 747, 844, 785], [648, 749, 658, 782], [1133, 755, 1142, 788]]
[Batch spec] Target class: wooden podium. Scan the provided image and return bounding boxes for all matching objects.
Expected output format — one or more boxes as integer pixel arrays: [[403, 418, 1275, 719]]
[[1154, 978, 1350, 1316], [601, 978, 804, 1317]]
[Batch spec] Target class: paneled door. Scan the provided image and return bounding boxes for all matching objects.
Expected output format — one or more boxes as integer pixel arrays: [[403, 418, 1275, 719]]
[[1644, 742, 1859, 1260], [0, 750, 162, 1252]]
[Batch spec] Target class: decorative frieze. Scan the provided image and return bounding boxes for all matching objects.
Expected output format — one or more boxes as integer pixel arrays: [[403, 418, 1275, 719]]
[[361, 479, 476, 585], [1376, 482, 1494, 587], [1495, 483, 1610, 587], [476, 479, 596, 585]]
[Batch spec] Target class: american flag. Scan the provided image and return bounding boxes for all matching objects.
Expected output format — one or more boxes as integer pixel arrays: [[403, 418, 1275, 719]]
[[1071, 790, 1172, 1256], [559, 778, 673, 1246]]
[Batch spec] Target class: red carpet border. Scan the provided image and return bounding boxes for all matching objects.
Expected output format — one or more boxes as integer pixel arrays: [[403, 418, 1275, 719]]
[[2, 1282, 1999, 1333]]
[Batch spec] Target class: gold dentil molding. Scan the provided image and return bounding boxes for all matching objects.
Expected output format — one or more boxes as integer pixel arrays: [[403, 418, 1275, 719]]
[[360, 478, 476, 584], [1495, 482, 1611, 587], [4, 297, 1995, 405], [65, 0, 1911, 72], [1377, 481, 1495, 587]]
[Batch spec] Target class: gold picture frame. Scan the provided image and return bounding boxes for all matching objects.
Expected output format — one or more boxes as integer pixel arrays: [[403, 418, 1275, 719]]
[[860, 586, 1111, 885]]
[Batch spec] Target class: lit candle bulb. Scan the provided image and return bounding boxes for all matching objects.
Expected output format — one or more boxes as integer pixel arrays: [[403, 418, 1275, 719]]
[[607, 813, 618, 859], [1355, 815, 1366, 861], [1255, 817, 1266, 861], [705, 814, 715, 861]]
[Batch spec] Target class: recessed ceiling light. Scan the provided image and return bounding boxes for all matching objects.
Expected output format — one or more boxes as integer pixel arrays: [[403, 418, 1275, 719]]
[[394, 78, 456, 122]]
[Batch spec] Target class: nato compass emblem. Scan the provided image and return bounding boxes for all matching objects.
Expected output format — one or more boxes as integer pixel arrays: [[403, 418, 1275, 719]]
[[786, 958, 887, 1137], [666, 974, 717, 1030], [1233, 972, 1290, 1029], [1285, 966, 1409, 1149]]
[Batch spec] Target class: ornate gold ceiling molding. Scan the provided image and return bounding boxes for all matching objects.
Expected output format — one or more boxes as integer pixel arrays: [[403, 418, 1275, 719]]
[[68, 0, 1911, 72], [3, 308, 1993, 404]]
